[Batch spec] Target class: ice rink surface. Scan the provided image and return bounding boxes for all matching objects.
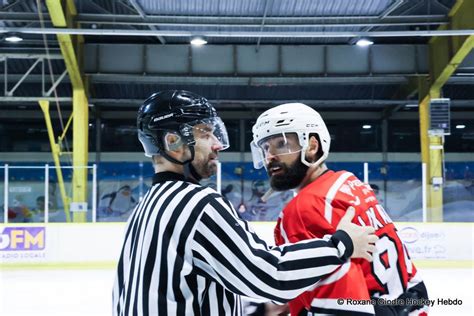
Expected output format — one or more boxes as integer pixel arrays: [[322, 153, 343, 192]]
[[0, 267, 472, 315]]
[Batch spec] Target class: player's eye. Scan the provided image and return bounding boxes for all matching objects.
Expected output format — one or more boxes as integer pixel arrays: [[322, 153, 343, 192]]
[[277, 140, 286, 148]]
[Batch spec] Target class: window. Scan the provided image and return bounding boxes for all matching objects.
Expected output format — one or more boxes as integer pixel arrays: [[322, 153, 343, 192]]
[[222, 119, 240, 152], [445, 120, 474, 152], [101, 119, 142, 152], [388, 121, 420, 152], [327, 120, 381, 152]]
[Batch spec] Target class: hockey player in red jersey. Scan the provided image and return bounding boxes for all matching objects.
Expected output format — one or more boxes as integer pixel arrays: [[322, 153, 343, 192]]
[[251, 103, 429, 316]]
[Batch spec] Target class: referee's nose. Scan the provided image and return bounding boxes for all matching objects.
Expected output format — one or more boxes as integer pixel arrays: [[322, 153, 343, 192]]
[[210, 135, 224, 152]]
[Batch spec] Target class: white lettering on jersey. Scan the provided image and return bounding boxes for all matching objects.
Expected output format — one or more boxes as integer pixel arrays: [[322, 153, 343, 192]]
[[347, 179, 364, 190], [338, 181, 361, 206], [375, 204, 393, 225], [366, 207, 384, 230], [357, 216, 367, 226], [349, 196, 361, 206], [356, 204, 391, 230], [365, 196, 377, 203], [339, 184, 353, 196]]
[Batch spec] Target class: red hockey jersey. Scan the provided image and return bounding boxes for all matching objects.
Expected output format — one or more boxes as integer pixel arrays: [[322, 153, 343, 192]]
[[274, 170, 423, 315]]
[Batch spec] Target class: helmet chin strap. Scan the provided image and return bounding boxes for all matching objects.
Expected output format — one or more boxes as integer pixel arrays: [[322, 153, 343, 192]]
[[160, 146, 202, 183], [184, 163, 202, 183], [183, 146, 202, 183]]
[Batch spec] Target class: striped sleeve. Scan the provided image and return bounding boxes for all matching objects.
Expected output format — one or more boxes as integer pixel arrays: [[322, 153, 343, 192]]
[[190, 193, 354, 303]]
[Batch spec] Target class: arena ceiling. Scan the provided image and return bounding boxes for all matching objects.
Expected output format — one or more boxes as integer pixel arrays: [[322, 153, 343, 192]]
[[0, 0, 473, 118]]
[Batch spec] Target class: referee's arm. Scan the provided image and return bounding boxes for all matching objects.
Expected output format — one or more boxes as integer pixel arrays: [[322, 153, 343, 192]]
[[190, 195, 353, 303]]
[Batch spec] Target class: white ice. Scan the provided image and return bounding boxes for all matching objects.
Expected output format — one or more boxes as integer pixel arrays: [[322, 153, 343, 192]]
[[0, 268, 472, 315]]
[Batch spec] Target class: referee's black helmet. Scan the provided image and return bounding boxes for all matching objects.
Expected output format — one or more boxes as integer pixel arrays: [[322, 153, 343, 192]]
[[137, 90, 228, 157]]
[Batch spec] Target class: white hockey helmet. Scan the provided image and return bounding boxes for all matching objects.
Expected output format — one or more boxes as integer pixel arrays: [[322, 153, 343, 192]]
[[251, 103, 331, 169]]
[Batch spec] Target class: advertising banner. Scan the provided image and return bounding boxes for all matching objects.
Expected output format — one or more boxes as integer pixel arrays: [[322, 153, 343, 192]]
[[0, 223, 472, 267], [0, 226, 46, 262]]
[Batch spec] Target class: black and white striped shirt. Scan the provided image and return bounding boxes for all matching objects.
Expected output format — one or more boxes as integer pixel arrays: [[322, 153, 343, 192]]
[[113, 171, 353, 316]]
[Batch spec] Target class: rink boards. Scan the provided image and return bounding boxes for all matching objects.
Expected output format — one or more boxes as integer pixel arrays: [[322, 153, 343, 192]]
[[0, 222, 472, 269]]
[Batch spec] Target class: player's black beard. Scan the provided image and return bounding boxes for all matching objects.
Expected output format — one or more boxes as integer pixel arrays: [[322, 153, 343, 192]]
[[268, 159, 309, 191]]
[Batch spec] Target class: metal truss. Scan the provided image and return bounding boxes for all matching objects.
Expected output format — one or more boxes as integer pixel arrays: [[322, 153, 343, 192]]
[[0, 53, 68, 99]]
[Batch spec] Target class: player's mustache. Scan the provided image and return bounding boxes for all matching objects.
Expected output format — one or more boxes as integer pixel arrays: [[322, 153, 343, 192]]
[[267, 162, 286, 175], [268, 161, 284, 169]]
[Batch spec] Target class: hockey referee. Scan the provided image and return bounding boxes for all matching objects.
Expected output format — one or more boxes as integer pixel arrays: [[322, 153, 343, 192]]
[[112, 90, 378, 316]]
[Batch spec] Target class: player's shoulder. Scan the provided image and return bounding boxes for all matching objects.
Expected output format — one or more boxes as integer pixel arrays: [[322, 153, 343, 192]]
[[301, 170, 355, 196], [332, 170, 368, 195]]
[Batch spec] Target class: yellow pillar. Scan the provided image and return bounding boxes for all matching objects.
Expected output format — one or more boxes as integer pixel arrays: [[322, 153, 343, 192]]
[[419, 89, 444, 222], [46, 0, 89, 222], [39, 100, 71, 222], [72, 90, 89, 222]]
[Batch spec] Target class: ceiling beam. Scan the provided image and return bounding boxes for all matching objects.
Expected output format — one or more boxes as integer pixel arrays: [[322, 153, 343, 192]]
[[1, 26, 473, 38], [0, 11, 449, 25], [1, 97, 472, 109], [87, 74, 408, 85], [2, 74, 471, 86]]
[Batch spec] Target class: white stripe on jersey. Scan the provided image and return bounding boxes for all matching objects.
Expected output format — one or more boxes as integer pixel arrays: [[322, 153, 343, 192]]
[[279, 212, 290, 244], [310, 261, 351, 290], [324, 172, 353, 224]]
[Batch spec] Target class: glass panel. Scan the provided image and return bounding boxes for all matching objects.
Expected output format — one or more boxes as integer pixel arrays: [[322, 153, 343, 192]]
[[45, 166, 96, 223], [47, 167, 73, 223], [6, 166, 46, 223], [366, 162, 386, 211], [96, 162, 153, 222], [443, 162, 474, 222], [385, 163, 423, 222], [219, 162, 293, 221]]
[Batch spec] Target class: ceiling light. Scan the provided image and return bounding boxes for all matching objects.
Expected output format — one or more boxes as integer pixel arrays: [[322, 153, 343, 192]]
[[405, 104, 419, 108], [5, 34, 23, 43], [356, 39, 373, 47], [456, 124, 466, 129], [190, 37, 207, 46], [363, 125, 372, 129]]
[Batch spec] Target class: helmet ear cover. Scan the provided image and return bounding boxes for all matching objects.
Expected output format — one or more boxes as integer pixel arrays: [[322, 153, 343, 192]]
[[163, 132, 185, 151]]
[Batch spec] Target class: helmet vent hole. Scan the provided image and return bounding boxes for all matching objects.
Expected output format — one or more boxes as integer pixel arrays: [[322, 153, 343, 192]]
[[275, 119, 291, 127]]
